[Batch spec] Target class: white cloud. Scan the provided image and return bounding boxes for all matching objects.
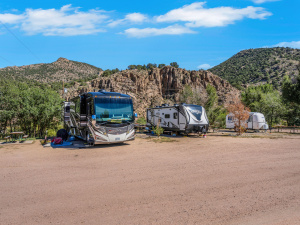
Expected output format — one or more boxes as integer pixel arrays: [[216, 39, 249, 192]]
[[156, 2, 272, 27], [22, 5, 108, 36], [0, 4, 108, 36], [123, 25, 195, 38], [197, 64, 212, 70], [0, 13, 24, 24], [252, 0, 280, 4], [273, 41, 300, 49], [108, 12, 147, 27], [125, 13, 147, 23]]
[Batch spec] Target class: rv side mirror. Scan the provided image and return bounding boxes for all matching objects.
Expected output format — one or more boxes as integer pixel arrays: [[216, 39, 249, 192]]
[[87, 103, 90, 115]]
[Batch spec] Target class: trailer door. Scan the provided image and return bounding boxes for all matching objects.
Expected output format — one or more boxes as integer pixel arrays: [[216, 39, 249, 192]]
[[179, 112, 186, 130], [247, 115, 253, 129]]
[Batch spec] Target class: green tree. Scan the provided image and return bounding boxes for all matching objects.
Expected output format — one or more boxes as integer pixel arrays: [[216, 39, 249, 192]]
[[146, 63, 157, 69], [170, 62, 179, 68], [128, 65, 137, 70], [282, 74, 300, 125], [242, 84, 285, 126], [204, 84, 227, 128], [180, 85, 193, 104], [0, 80, 62, 138]]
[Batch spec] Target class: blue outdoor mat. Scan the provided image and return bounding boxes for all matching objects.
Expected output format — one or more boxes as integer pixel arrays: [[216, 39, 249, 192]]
[[50, 141, 73, 148]]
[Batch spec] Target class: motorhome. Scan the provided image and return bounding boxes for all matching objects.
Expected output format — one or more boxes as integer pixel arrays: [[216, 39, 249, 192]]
[[63, 90, 135, 145], [226, 112, 269, 131], [146, 103, 209, 134]]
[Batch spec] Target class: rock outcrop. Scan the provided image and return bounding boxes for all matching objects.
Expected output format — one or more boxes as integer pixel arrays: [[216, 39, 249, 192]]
[[66, 66, 240, 116]]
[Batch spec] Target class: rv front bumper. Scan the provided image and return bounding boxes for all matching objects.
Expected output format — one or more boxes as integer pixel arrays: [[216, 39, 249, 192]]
[[186, 124, 209, 133], [94, 136, 135, 144], [93, 129, 135, 144]]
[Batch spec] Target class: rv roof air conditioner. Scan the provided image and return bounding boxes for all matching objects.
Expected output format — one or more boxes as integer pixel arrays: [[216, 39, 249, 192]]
[[98, 89, 106, 92]]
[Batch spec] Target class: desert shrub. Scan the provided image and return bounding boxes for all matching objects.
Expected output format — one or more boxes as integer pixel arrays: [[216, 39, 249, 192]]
[[152, 123, 164, 137], [136, 117, 147, 125]]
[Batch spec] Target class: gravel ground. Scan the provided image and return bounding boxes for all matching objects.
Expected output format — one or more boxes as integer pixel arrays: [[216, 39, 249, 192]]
[[0, 134, 299, 225]]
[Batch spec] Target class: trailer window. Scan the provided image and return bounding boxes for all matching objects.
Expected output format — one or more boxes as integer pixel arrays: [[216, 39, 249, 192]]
[[173, 113, 178, 119], [228, 116, 233, 121], [165, 114, 170, 119], [248, 115, 253, 122]]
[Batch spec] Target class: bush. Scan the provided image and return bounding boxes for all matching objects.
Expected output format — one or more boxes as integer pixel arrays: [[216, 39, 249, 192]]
[[136, 117, 147, 125], [47, 129, 57, 137], [152, 123, 164, 137]]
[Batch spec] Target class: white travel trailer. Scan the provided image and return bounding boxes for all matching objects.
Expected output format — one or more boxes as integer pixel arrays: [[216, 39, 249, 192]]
[[147, 103, 209, 134], [226, 112, 269, 130]]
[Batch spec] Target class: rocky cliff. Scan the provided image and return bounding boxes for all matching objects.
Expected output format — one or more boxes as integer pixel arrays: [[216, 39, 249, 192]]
[[66, 66, 240, 116]]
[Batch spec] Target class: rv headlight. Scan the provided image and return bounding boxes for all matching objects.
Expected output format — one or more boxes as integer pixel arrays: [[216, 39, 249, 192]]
[[127, 124, 135, 133], [98, 126, 107, 135]]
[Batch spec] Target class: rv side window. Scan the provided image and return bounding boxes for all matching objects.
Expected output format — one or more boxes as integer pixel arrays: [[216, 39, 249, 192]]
[[65, 106, 70, 113], [173, 113, 178, 119], [165, 114, 170, 119]]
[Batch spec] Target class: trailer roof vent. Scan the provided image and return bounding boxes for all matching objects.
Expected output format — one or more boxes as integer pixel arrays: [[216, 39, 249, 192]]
[[99, 89, 106, 92], [174, 104, 179, 107]]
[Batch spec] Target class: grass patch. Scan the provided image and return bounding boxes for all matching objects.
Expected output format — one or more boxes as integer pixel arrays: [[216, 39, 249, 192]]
[[150, 137, 178, 143], [233, 134, 283, 139]]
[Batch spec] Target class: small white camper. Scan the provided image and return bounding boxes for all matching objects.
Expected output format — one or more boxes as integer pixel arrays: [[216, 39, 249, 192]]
[[147, 103, 209, 134], [226, 112, 269, 130]]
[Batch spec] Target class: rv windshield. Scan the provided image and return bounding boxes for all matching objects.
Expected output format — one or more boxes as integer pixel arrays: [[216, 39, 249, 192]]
[[95, 97, 134, 123], [186, 105, 203, 121]]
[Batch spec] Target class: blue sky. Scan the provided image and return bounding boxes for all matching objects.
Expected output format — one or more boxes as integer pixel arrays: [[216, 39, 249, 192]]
[[0, 0, 299, 70]]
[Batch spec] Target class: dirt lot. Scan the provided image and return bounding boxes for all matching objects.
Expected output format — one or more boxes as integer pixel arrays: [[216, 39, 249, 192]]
[[1, 134, 300, 225]]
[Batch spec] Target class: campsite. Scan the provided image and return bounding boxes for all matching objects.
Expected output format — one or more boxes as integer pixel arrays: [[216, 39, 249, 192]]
[[1, 132, 299, 224], [1, 1, 300, 224]]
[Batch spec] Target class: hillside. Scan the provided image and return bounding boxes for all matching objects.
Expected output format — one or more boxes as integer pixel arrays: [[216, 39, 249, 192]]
[[0, 58, 239, 115], [65, 66, 240, 116], [209, 47, 300, 89], [0, 57, 102, 83]]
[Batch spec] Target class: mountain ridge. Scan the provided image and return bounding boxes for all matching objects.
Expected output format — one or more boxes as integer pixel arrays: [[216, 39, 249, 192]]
[[0, 57, 102, 83], [209, 47, 300, 89]]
